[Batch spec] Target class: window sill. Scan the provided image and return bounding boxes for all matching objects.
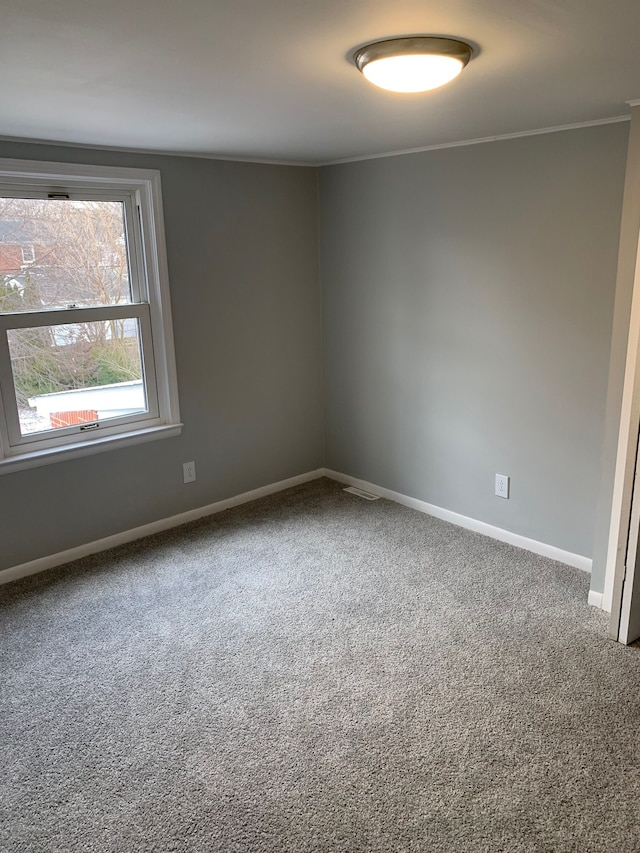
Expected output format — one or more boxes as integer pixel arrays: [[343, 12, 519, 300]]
[[0, 423, 183, 475]]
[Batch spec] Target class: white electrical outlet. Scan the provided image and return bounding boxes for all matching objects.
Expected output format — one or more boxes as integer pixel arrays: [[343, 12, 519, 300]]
[[183, 461, 196, 483], [495, 473, 510, 499]]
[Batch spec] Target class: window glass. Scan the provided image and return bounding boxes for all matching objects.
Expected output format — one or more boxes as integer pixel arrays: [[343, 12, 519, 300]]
[[0, 197, 132, 313], [8, 319, 146, 436]]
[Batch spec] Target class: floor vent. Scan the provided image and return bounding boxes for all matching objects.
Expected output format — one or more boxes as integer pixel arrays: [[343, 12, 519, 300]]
[[343, 486, 380, 501]]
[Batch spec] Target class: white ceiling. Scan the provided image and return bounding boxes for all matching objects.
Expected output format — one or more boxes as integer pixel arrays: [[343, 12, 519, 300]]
[[2, 0, 639, 165]]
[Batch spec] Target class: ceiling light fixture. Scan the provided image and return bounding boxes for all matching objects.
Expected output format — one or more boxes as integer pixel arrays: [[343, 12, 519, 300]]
[[353, 37, 473, 94]]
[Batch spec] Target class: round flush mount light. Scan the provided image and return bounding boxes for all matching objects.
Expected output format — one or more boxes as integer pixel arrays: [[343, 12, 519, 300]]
[[353, 36, 473, 94]]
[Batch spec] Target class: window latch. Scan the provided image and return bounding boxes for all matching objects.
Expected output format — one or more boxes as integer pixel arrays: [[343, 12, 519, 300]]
[[79, 422, 100, 431]]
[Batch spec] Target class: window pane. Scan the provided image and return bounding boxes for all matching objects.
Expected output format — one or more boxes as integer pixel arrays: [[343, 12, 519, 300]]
[[0, 198, 132, 313], [7, 319, 147, 436]]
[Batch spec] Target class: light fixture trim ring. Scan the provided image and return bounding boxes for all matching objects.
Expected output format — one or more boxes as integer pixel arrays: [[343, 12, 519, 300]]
[[353, 36, 473, 74]]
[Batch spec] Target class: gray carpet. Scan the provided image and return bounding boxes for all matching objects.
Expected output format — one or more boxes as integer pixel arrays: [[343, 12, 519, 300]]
[[2, 477, 640, 852]]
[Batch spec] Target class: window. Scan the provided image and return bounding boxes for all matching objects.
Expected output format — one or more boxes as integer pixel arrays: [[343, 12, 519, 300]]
[[0, 159, 181, 473]]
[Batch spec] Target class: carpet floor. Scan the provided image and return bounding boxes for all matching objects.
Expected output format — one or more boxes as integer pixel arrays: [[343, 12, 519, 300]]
[[2, 477, 640, 852]]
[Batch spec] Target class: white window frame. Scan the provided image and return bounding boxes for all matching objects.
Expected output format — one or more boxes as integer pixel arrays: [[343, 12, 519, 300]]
[[0, 158, 181, 474]]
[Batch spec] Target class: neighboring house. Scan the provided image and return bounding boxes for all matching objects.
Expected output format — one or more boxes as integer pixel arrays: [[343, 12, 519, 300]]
[[0, 219, 37, 278]]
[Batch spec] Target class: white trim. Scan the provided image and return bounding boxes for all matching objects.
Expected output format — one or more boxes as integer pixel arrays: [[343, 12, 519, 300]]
[[0, 157, 163, 185], [0, 158, 181, 469], [0, 470, 325, 586], [602, 105, 640, 620], [321, 115, 631, 166], [324, 469, 592, 573], [0, 423, 182, 475], [146, 171, 181, 423], [588, 590, 605, 609]]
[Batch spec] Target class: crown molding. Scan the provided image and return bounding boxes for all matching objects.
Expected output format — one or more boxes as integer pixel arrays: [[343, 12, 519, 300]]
[[0, 113, 632, 170], [320, 115, 631, 167]]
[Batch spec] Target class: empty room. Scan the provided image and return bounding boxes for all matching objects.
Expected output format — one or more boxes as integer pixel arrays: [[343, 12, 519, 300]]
[[3, 1, 640, 851]]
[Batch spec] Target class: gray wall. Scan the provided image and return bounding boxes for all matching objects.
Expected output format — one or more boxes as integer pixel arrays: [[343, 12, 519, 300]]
[[0, 141, 323, 571], [320, 124, 628, 559], [1, 122, 630, 575]]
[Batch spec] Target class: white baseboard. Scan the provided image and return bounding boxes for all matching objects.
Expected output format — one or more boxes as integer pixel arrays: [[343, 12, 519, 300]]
[[0, 469, 325, 586], [323, 469, 593, 574], [587, 590, 605, 609], [1, 466, 596, 596]]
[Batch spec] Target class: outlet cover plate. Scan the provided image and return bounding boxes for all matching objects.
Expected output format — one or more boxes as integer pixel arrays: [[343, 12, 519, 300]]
[[495, 473, 510, 499]]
